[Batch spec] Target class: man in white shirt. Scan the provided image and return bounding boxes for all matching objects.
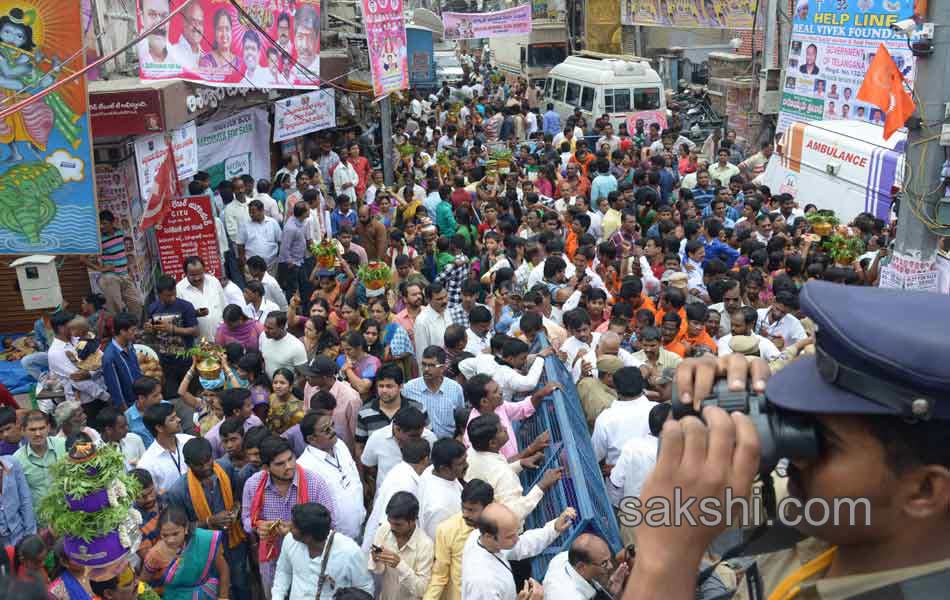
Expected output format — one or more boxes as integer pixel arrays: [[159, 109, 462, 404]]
[[463, 307, 493, 356], [169, 1, 203, 69], [591, 367, 658, 467], [46, 312, 109, 408], [708, 148, 741, 187], [757, 291, 807, 349], [246, 257, 289, 310], [542, 534, 629, 600], [332, 147, 360, 204], [362, 436, 431, 555], [465, 414, 562, 523], [414, 284, 451, 371], [237, 200, 281, 270], [460, 503, 575, 600], [258, 311, 308, 377], [607, 402, 668, 510], [718, 306, 781, 362], [96, 406, 146, 468], [295, 409, 365, 540], [242, 281, 280, 323], [138, 403, 194, 494], [418, 439, 468, 540], [361, 407, 438, 494], [223, 185, 251, 243], [271, 502, 374, 600], [176, 257, 227, 340]]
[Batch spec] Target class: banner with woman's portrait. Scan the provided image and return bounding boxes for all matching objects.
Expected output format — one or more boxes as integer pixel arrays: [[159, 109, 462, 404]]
[[136, 0, 321, 89]]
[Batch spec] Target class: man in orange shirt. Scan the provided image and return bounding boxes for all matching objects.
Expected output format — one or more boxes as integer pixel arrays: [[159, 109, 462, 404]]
[[559, 163, 591, 199], [570, 141, 595, 178], [654, 280, 688, 340], [682, 302, 717, 355], [659, 312, 687, 357]]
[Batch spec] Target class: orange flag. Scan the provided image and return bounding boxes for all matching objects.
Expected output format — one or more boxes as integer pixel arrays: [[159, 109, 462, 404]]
[[857, 44, 916, 140]]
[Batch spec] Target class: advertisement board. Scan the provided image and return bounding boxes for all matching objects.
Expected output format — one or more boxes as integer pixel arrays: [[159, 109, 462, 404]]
[[620, 0, 758, 29], [136, 0, 322, 88], [776, 0, 915, 134], [442, 5, 533, 41], [155, 195, 222, 280], [273, 89, 336, 142], [363, 0, 409, 97]]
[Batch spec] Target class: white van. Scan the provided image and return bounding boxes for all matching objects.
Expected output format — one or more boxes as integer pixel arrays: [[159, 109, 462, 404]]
[[543, 55, 666, 132]]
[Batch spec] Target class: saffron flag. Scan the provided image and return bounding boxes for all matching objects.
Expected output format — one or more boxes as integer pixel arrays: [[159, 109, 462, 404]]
[[140, 141, 178, 230], [857, 43, 916, 140]]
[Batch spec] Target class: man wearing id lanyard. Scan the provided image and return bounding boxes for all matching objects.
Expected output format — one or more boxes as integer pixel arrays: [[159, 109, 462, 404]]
[[138, 403, 194, 494], [296, 407, 365, 541]]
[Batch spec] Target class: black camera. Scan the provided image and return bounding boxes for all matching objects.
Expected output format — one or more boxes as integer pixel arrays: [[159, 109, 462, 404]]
[[672, 380, 821, 475]]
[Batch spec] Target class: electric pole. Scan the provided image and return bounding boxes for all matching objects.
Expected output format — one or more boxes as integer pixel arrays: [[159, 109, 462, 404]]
[[380, 95, 395, 186], [893, 0, 950, 284]]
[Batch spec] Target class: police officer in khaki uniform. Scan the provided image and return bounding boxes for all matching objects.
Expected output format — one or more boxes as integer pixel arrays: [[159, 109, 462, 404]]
[[619, 281, 950, 600]]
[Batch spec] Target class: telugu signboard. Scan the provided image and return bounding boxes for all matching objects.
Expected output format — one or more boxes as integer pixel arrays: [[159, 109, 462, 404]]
[[89, 89, 164, 137], [776, 0, 916, 134], [136, 0, 322, 89], [442, 5, 533, 41], [155, 195, 222, 280], [273, 89, 336, 142], [621, 0, 757, 29]]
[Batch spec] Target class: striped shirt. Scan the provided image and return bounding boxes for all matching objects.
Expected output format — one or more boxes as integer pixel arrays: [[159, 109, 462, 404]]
[[355, 397, 426, 444], [401, 376, 465, 439], [241, 467, 338, 534], [100, 230, 129, 275]]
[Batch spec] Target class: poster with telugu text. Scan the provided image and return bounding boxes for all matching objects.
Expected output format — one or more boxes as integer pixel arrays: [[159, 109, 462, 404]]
[[155, 195, 221, 280], [273, 88, 336, 142], [362, 0, 409, 98], [136, 0, 321, 89], [442, 5, 533, 41], [620, 0, 757, 29], [777, 0, 916, 134], [0, 0, 99, 254]]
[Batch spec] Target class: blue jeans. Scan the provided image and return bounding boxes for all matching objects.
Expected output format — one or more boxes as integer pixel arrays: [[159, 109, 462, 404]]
[[21, 352, 47, 381]]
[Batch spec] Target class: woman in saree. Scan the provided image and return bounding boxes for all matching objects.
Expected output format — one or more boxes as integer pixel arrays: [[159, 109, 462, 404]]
[[144, 505, 229, 600], [48, 540, 92, 600], [368, 298, 415, 380]]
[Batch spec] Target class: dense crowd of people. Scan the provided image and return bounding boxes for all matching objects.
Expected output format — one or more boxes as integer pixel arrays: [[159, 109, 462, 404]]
[[4, 52, 902, 600]]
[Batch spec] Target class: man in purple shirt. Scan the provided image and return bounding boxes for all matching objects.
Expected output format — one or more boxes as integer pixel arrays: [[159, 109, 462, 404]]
[[241, 436, 338, 594], [204, 389, 263, 459]]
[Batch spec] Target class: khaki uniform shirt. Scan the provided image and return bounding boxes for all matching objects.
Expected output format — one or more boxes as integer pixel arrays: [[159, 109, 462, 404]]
[[577, 376, 617, 431], [734, 537, 950, 600]]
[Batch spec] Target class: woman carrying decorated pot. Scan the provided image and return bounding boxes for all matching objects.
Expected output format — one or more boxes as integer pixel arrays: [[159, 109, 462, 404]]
[[143, 505, 229, 600], [48, 540, 93, 600]]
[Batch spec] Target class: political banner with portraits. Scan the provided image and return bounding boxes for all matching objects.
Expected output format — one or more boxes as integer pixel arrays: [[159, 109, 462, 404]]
[[363, 0, 409, 98], [777, 0, 915, 134], [620, 0, 757, 29], [136, 0, 321, 88]]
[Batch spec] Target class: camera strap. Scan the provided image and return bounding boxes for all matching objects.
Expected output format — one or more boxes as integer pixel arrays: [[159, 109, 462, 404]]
[[697, 474, 795, 587]]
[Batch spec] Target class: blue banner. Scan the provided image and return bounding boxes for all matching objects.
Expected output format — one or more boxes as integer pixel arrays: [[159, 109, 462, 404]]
[[778, 0, 916, 133]]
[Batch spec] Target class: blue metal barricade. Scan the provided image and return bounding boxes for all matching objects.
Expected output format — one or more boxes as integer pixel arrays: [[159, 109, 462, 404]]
[[516, 335, 623, 578]]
